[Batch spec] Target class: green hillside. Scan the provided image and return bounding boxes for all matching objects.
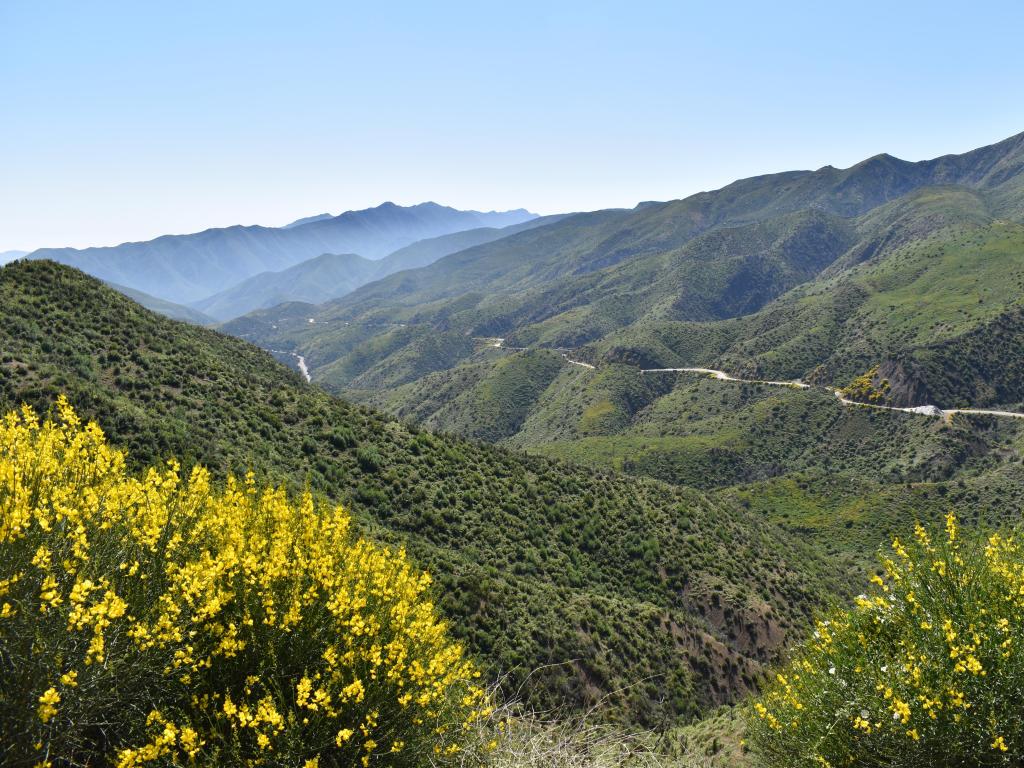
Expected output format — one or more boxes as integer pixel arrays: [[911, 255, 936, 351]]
[[360, 349, 568, 443], [15, 130, 1024, 744], [223, 137, 1024, 500], [272, 131, 1024, 328], [0, 259, 850, 727], [227, 136, 1024, 415]]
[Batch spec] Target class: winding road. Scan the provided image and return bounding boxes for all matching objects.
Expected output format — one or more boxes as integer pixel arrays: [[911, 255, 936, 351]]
[[645, 368, 1024, 421], [477, 338, 1024, 422]]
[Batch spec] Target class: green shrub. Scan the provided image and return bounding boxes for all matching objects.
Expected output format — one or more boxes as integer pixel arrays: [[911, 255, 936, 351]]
[[748, 512, 1024, 766], [0, 398, 491, 766]]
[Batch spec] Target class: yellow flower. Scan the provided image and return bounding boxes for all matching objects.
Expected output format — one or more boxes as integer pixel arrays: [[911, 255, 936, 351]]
[[336, 728, 355, 746], [2, 399, 490, 762], [37, 687, 60, 723], [945, 511, 958, 543], [891, 698, 911, 725]]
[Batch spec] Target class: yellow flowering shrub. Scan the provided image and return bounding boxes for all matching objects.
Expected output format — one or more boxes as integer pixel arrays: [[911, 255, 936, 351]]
[[748, 512, 1024, 766], [0, 398, 492, 766]]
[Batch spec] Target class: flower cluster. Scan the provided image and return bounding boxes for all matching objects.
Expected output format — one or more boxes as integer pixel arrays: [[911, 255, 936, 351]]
[[0, 397, 491, 766], [748, 511, 1024, 766]]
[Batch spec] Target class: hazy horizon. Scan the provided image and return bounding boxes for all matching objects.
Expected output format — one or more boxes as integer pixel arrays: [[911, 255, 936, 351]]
[[3, 0, 1024, 252]]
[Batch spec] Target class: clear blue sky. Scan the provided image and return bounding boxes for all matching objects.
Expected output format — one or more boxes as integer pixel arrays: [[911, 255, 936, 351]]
[[3, 0, 1024, 251]]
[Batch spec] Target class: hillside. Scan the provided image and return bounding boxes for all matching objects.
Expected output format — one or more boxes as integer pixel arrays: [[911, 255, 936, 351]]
[[377, 214, 570, 273], [228, 134, 1024, 390], [292, 131, 1024, 324], [0, 259, 848, 726], [699, 189, 1024, 401], [27, 202, 536, 304], [192, 252, 380, 321], [192, 215, 565, 321], [219, 135, 1024, 492]]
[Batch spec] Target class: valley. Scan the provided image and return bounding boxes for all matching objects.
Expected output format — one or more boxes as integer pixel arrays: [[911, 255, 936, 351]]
[[5, 130, 1024, 767], [196, 135, 1024, 525]]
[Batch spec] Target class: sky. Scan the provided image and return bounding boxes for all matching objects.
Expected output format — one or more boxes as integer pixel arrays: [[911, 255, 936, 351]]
[[2, 1, 1024, 251]]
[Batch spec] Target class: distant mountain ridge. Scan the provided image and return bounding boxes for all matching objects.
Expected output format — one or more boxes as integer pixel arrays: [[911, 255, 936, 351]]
[[192, 215, 566, 321], [26, 202, 536, 304], [282, 212, 333, 228]]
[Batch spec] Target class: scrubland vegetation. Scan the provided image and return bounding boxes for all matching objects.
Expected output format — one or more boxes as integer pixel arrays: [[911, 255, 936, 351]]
[[0, 261, 844, 730], [748, 515, 1024, 766], [0, 399, 492, 766]]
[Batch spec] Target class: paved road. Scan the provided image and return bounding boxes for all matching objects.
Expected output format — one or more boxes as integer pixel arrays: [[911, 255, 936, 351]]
[[473, 339, 1024, 422], [648, 367, 1024, 421], [642, 367, 809, 389]]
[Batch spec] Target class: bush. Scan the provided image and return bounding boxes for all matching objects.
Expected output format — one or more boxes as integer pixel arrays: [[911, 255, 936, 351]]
[[748, 512, 1024, 766], [0, 398, 491, 766], [461, 703, 671, 768]]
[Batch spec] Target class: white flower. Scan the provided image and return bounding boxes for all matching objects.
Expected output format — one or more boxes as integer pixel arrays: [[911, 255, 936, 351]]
[[860, 709, 870, 720], [828, 666, 836, 675]]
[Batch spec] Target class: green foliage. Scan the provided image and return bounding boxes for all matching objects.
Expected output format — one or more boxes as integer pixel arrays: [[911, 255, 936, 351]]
[[238, 178, 1024, 512], [0, 400, 488, 767], [662, 707, 751, 768], [362, 350, 567, 443], [841, 365, 890, 403], [715, 213, 1024, 401], [0, 260, 844, 726], [527, 380, 1005, 491], [717, 466, 1024, 573], [748, 515, 1024, 767]]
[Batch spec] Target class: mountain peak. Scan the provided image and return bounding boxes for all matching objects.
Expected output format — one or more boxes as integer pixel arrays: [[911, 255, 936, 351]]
[[851, 152, 903, 170]]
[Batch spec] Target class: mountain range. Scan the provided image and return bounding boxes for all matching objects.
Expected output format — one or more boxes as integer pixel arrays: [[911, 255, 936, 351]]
[[216, 132, 1024, 516], [191, 215, 564, 321], [24, 202, 536, 305]]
